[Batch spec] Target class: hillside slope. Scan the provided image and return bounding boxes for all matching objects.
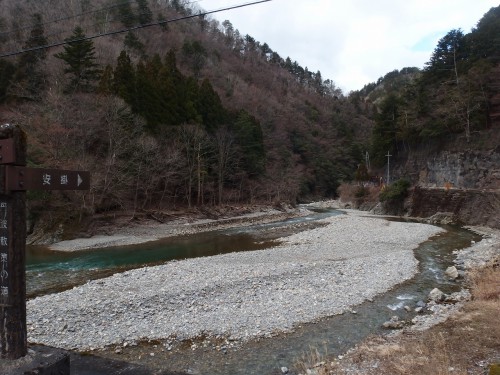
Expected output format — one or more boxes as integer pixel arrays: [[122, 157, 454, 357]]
[[0, 0, 372, 234]]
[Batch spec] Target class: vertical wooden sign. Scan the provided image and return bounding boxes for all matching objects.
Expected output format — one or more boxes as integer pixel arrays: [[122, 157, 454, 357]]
[[0, 199, 11, 306], [0, 124, 89, 361], [0, 124, 27, 360]]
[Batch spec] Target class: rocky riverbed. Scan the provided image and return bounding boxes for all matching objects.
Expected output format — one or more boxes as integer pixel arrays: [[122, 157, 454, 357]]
[[27, 212, 444, 352]]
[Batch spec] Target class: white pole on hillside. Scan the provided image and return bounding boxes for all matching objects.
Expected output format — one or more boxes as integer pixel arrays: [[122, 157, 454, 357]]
[[386, 151, 392, 184]]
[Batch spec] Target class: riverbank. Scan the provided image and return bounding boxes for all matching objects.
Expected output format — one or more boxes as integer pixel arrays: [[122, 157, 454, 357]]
[[302, 225, 500, 375], [48, 204, 310, 251], [27, 210, 443, 357]]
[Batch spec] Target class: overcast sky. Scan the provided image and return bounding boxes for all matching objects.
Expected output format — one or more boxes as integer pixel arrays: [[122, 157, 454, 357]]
[[198, 0, 499, 93]]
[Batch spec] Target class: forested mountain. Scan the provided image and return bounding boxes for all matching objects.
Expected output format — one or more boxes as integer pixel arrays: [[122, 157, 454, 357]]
[[0, 1, 499, 233], [349, 5, 500, 167], [0, 0, 371, 229]]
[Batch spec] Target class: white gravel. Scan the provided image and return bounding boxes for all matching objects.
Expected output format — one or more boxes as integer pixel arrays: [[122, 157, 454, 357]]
[[27, 213, 444, 351]]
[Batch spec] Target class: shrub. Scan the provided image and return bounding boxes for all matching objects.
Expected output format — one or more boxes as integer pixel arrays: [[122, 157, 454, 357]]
[[379, 179, 410, 203]]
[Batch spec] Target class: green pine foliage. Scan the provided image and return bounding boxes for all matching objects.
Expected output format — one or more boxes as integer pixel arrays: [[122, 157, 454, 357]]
[[362, 6, 500, 165], [197, 79, 227, 133], [54, 26, 101, 92], [13, 13, 48, 99], [124, 31, 146, 58], [105, 49, 267, 183], [0, 60, 15, 103], [232, 110, 266, 177], [182, 40, 207, 78], [111, 51, 135, 103], [116, 1, 136, 28], [136, 0, 153, 25]]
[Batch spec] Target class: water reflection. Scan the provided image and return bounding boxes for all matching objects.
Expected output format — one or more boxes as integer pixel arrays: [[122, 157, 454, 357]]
[[26, 208, 341, 298], [26, 233, 279, 298]]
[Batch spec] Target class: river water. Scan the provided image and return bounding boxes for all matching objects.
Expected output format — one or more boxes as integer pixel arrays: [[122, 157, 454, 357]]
[[25, 209, 481, 374]]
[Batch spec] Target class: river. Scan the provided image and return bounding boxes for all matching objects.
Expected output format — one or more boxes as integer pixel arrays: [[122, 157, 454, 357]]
[[25, 208, 481, 374]]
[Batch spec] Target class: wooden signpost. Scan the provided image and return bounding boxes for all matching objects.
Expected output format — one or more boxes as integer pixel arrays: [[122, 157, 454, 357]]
[[0, 124, 90, 362]]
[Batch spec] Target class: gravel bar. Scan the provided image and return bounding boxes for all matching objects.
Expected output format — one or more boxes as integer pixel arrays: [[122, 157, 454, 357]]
[[27, 213, 444, 351]]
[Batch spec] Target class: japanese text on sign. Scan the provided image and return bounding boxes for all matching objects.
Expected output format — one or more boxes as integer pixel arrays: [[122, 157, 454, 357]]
[[0, 201, 8, 300]]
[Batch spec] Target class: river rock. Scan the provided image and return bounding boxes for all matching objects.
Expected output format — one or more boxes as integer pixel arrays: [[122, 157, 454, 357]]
[[26, 214, 444, 352], [444, 290, 471, 303], [444, 266, 459, 280], [382, 316, 404, 329], [428, 288, 445, 302], [416, 300, 426, 308]]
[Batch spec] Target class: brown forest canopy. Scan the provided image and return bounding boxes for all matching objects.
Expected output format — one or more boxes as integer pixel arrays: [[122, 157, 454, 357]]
[[0, 0, 370, 220]]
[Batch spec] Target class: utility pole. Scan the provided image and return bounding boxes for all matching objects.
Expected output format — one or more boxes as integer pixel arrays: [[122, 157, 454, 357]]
[[386, 151, 392, 185]]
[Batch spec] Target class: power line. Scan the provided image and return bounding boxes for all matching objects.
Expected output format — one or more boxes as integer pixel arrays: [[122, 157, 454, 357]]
[[0, 0, 272, 59], [0, 1, 135, 37], [0, 0, 205, 37]]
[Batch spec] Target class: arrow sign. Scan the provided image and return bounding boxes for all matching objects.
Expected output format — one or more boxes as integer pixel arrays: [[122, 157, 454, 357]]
[[4, 166, 90, 191]]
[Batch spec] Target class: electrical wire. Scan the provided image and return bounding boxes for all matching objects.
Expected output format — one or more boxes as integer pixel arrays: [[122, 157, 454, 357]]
[[0, 1, 136, 37], [0, 0, 272, 58]]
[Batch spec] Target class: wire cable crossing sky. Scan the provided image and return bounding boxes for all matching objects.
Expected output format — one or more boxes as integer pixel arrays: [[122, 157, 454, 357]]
[[0, 0, 272, 58]]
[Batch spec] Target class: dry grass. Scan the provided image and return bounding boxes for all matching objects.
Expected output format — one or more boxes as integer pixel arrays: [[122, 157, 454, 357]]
[[294, 347, 330, 375], [469, 261, 500, 301], [297, 261, 500, 375], [337, 183, 380, 208]]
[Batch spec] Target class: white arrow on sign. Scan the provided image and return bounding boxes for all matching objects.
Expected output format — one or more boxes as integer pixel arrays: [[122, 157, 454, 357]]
[[77, 174, 83, 187]]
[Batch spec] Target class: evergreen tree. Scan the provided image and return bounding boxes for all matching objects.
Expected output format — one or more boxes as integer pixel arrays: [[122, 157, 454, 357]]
[[112, 51, 135, 104], [54, 26, 101, 92], [136, 0, 153, 25], [232, 110, 266, 177], [469, 6, 500, 63], [116, 0, 136, 28], [97, 65, 114, 95], [182, 40, 207, 78], [145, 54, 163, 78], [184, 76, 201, 124], [425, 29, 467, 82], [197, 79, 226, 133], [124, 31, 146, 58], [135, 61, 168, 129], [0, 60, 16, 103], [158, 50, 185, 125], [14, 13, 48, 99], [0, 17, 7, 46]]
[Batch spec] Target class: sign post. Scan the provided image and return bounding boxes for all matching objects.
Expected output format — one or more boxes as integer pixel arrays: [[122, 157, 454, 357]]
[[0, 125, 27, 360], [0, 124, 89, 362]]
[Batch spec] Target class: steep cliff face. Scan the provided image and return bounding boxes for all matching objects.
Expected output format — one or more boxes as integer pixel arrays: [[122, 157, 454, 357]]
[[415, 148, 500, 189], [409, 187, 500, 229], [391, 136, 500, 190]]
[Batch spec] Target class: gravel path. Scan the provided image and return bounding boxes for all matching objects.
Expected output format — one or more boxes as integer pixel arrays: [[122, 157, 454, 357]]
[[27, 213, 444, 351]]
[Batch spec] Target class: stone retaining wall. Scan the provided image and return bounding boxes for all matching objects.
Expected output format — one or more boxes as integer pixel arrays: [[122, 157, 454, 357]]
[[409, 187, 500, 229]]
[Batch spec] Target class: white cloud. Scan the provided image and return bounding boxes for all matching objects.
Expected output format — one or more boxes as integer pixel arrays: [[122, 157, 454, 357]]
[[200, 0, 499, 92]]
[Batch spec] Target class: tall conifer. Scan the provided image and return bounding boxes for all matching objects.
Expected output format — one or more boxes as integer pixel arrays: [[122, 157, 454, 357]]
[[54, 26, 101, 92]]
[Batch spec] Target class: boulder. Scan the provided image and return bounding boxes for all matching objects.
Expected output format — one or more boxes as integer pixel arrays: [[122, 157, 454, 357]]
[[428, 288, 445, 302], [444, 266, 459, 280]]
